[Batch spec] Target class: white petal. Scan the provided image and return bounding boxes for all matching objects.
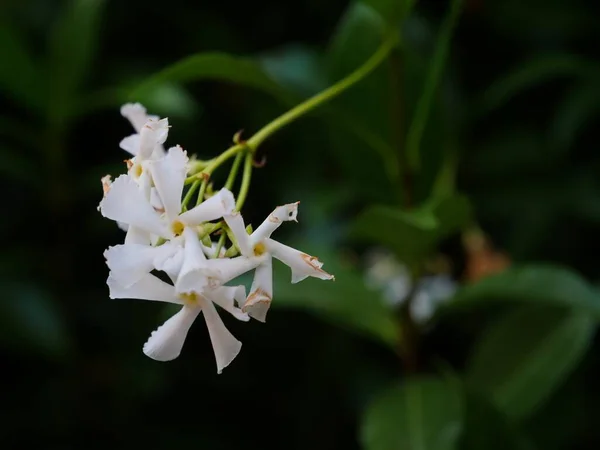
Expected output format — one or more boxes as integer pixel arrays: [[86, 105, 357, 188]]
[[150, 187, 164, 211], [125, 225, 151, 245], [153, 240, 184, 283], [143, 305, 200, 361], [223, 211, 252, 257], [265, 239, 334, 283], [138, 118, 169, 160], [149, 145, 188, 222], [244, 256, 273, 322], [200, 297, 242, 374], [175, 227, 217, 294], [121, 103, 149, 132], [104, 244, 160, 287], [250, 202, 299, 244], [204, 255, 263, 287], [179, 189, 235, 226], [99, 175, 170, 238], [209, 286, 249, 322], [108, 273, 182, 304], [119, 134, 139, 155]]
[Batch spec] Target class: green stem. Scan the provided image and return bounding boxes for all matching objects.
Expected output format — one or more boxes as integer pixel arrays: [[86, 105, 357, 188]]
[[213, 233, 227, 258], [196, 177, 209, 207], [235, 152, 253, 210], [182, 179, 201, 210], [246, 34, 398, 151], [224, 152, 244, 191], [184, 143, 245, 185]]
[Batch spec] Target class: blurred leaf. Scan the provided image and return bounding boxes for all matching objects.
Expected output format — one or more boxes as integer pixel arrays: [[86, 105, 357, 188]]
[[466, 306, 594, 421], [133, 82, 199, 119], [359, 0, 415, 24], [447, 265, 600, 316], [0, 22, 43, 112], [361, 377, 463, 450], [131, 52, 287, 101], [480, 55, 600, 113], [272, 248, 399, 348], [326, 1, 400, 201], [47, 0, 107, 123], [459, 390, 533, 450], [406, 0, 462, 170], [353, 193, 471, 265], [0, 282, 70, 358]]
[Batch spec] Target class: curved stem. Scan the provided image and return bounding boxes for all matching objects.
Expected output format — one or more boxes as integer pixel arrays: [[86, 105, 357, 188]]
[[224, 152, 244, 191], [184, 143, 245, 185], [246, 34, 398, 151], [235, 151, 253, 210]]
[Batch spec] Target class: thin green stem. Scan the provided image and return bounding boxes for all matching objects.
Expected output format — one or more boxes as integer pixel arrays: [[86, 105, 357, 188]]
[[246, 34, 398, 151], [184, 143, 245, 185], [224, 152, 244, 191], [235, 152, 253, 210], [213, 233, 227, 258], [182, 179, 201, 210], [196, 177, 209, 207]]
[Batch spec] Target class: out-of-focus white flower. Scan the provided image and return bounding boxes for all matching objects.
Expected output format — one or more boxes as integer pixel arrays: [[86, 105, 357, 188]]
[[107, 273, 248, 373], [224, 202, 334, 322], [410, 275, 457, 324]]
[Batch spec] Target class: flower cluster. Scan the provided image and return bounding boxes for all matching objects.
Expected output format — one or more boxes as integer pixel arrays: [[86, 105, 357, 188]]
[[99, 104, 334, 373]]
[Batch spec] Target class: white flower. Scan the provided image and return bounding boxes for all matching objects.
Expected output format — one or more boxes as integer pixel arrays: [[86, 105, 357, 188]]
[[120, 103, 166, 160], [99, 146, 236, 244], [224, 202, 334, 322], [107, 273, 248, 373]]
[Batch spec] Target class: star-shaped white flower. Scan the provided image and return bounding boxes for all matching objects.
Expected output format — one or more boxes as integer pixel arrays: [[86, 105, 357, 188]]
[[107, 273, 249, 372], [224, 202, 334, 322]]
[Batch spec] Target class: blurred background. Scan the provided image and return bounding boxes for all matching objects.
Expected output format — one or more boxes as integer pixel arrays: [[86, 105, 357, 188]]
[[3, 0, 600, 448]]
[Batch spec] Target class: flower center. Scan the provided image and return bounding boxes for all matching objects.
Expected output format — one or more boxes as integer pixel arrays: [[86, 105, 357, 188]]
[[171, 220, 185, 236], [179, 292, 199, 305], [132, 163, 143, 178], [253, 242, 266, 256]]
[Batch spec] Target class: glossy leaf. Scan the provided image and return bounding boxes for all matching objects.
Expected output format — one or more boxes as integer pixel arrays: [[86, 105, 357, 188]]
[[448, 265, 600, 317], [466, 306, 594, 421], [361, 377, 463, 450], [272, 248, 399, 348], [353, 193, 471, 265]]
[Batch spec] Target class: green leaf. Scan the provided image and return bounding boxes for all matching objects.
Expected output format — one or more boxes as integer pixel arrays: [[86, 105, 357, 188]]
[[0, 282, 71, 358], [271, 248, 399, 348], [131, 52, 287, 101], [353, 193, 471, 265], [459, 390, 534, 450], [447, 265, 600, 317], [46, 0, 107, 122], [406, 0, 463, 170], [479, 55, 600, 114], [359, 0, 416, 24], [361, 377, 463, 450], [326, 2, 400, 201], [0, 23, 43, 112], [466, 306, 594, 421]]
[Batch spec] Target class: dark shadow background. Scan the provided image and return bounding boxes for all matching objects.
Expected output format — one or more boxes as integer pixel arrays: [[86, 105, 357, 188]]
[[2, 0, 600, 448]]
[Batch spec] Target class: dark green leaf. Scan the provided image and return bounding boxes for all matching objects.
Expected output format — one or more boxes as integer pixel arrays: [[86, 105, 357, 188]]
[[466, 306, 594, 421], [0, 282, 71, 358], [0, 23, 43, 112], [272, 248, 399, 348], [361, 377, 463, 450], [47, 0, 107, 122], [131, 52, 287, 101], [480, 55, 600, 113], [447, 265, 600, 316], [353, 193, 471, 265], [359, 0, 416, 24], [406, 0, 463, 170]]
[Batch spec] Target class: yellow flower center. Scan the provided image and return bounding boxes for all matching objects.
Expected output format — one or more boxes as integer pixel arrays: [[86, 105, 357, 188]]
[[133, 163, 143, 178], [253, 242, 266, 256], [171, 220, 185, 236], [179, 292, 199, 305]]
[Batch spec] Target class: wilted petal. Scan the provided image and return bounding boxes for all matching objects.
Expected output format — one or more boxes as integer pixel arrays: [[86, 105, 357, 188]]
[[209, 286, 249, 322], [250, 202, 299, 244], [179, 189, 235, 226], [143, 305, 201, 361], [244, 256, 273, 322], [265, 238, 334, 283], [223, 211, 252, 257], [204, 255, 263, 287], [175, 227, 216, 294], [108, 273, 182, 304], [200, 297, 242, 374], [99, 175, 170, 238], [150, 145, 188, 222]]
